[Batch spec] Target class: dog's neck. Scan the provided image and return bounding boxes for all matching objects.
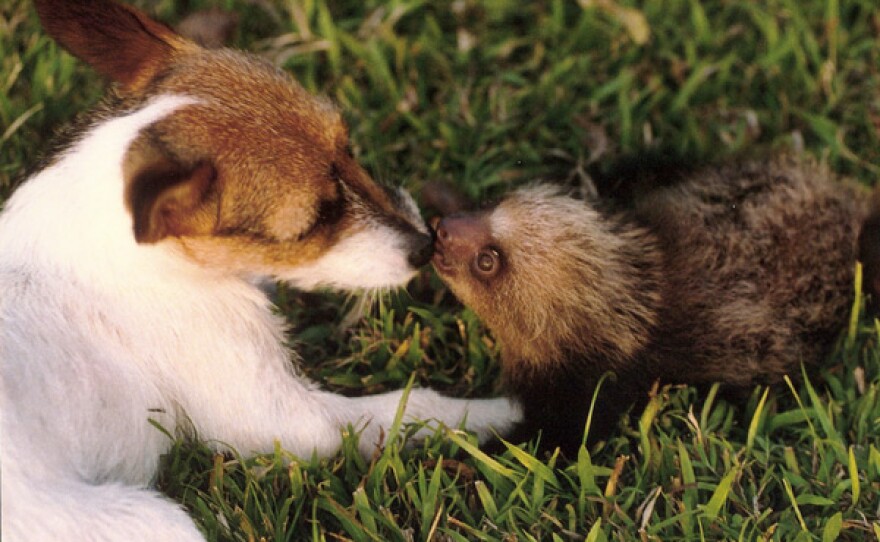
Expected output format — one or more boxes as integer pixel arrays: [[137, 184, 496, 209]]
[[0, 95, 204, 283]]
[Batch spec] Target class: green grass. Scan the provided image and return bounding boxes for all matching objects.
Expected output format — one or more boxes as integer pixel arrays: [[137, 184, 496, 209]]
[[3, 0, 880, 540]]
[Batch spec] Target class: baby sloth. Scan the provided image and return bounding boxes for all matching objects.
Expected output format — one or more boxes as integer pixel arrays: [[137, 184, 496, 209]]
[[432, 158, 868, 454]]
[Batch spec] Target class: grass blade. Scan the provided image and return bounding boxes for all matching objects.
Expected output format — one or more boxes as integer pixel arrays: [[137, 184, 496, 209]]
[[782, 478, 808, 532], [848, 445, 860, 507], [701, 467, 737, 521]]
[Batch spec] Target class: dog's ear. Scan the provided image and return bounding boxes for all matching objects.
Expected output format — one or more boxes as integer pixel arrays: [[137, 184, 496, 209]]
[[34, 0, 190, 92], [124, 144, 220, 244]]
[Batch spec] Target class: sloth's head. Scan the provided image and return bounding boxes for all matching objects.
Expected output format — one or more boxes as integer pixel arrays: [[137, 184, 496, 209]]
[[432, 184, 657, 370]]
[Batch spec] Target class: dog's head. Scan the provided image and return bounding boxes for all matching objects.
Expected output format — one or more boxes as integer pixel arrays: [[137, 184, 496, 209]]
[[34, 0, 432, 290]]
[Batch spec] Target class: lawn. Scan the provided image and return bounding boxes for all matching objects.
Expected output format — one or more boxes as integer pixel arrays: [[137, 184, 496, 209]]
[[2, 0, 879, 540]]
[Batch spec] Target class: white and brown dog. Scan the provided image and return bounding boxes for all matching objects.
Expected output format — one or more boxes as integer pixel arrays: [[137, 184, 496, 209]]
[[0, 1, 520, 540]]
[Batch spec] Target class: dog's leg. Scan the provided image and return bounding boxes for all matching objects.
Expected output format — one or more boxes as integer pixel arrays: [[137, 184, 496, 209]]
[[3, 467, 205, 542], [316, 388, 522, 457], [175, 358, 521, 459]]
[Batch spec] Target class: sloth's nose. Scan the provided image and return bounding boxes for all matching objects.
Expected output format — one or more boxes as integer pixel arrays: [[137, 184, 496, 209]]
[[432, 215, 486, 248]]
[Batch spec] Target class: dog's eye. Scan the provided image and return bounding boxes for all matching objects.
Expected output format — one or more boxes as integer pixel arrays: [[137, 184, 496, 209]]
[[297, 195, 345, 241], [473, 247, 502, 278], [316, 195, 344, 227]]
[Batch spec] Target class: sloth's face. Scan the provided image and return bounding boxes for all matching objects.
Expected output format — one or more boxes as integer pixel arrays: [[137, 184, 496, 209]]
[[430, 185, 587, 332], [432, 213, 505, 284]]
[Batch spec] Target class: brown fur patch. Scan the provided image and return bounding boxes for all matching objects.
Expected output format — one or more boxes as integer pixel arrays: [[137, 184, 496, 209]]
[[123, 139, 219, 242], [34, 0, 431, 282], [34, 0, 190, 92]]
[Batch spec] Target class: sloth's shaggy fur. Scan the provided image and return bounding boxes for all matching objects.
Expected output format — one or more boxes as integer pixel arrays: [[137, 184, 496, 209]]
[[433, 157, 869, 454]]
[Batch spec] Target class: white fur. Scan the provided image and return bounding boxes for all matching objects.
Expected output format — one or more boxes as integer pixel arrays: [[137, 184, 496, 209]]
[[396, 186, 431, 234], [283, 226, 416, 289], [282, 187, 430, 290], [0, 95, 520, 541]]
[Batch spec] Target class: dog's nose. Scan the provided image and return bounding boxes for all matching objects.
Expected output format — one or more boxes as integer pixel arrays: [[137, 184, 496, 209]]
[[407, 233, 434, 268]]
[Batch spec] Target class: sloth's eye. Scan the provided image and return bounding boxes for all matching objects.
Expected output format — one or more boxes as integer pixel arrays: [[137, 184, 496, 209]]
[[474, 247, 501, 277]]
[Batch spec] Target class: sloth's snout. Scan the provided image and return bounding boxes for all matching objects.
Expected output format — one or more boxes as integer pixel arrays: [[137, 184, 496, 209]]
[[432, 215, 486, 249], [431, 215, 492, 274]]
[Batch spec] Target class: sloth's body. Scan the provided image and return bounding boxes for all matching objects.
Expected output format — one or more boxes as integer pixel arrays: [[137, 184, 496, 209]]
[[433, 158, 869, 454]]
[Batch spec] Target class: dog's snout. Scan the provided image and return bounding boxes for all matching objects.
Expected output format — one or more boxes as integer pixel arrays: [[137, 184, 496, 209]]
[[407, 233, 434, 268]]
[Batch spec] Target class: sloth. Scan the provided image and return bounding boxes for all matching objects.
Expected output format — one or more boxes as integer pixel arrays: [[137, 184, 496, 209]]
[[431, 157, 870, 454]]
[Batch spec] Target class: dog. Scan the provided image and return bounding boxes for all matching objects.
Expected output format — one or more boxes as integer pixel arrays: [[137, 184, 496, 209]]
[[0, 1, 521, 540]]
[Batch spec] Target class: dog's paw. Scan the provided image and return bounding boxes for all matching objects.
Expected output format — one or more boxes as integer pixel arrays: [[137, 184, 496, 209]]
[[459, 396, 524, 444], [347, 390, 523, 457], [400, 389, 524, 445]]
